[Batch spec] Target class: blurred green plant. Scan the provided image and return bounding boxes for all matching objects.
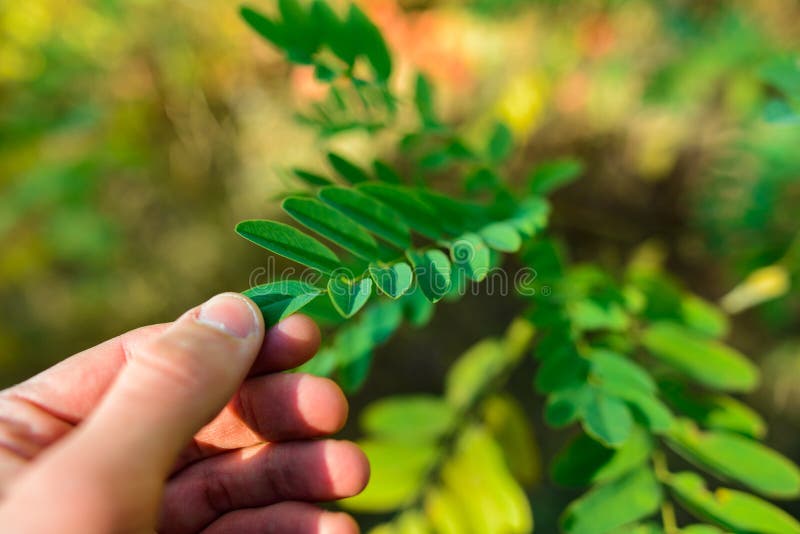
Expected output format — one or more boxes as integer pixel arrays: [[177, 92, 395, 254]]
[[236, 3, 800, 532]]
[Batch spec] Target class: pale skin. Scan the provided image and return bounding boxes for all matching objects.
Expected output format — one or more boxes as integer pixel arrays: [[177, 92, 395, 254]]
[[0, 293, 369, 533]]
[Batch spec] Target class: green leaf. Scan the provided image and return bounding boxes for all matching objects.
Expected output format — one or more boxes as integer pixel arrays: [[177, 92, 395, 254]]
[[610, 523, 664, 534], [666, 419, 800, 499], [369, 261, 413, 299], [293, 168, 334, 187], [415, 73, 439, 127], [479, 222, 522, 252], [276, 0, 316, 63], [488, 122, 513, 162], [681, 295, 729, 338], [243, 280, 323, 326], [582, 389, 634, 447], [327, 275, 372, 318], [327, 152, 371, 184], [561, 468, 662, 534], [401, 288, 435, 326], [552, 428, 652, 487], [240, 6, 286, 48], [346, 4, 392, 81], [590, 349, 656, 394], [535, 346, 590, 394], [340, 441, 437, 513], [509, 196, 550, 237], [373, 160, 402, 183], [545, 385, 592, 427], [282, 196, 378, 260], [668, 472, 800, 534], [641, 322, 759, 392], [418, 191, 488, 234], [528, 158, 583, 194], [659, 381, 766, 439], [450, 233, 490, 282], [361, 395, 456, 443], [407, 249, 452, 303], [319, 186, 411, 249], [569, 298, 630, 332], [358, 183, 443, 239], [680, 526, 724, 534], [236, 220, 341, 274], [589, 350, 674, 432]]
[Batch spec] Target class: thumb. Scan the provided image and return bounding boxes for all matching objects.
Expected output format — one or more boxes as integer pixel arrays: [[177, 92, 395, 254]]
[[66, 292, 265, 477]]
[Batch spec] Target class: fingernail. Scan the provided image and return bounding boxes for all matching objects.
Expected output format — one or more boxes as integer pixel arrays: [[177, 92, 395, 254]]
[[197, 293, 259, 338]]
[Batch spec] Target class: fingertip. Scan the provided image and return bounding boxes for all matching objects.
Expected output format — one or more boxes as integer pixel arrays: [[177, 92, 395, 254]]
[[324, 440, 370, 498], [319, 511, 360, 534], [252, 314, 321, 374], [296, 375, 349, 434]]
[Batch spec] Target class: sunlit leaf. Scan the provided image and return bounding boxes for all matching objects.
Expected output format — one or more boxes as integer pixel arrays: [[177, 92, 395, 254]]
[[641, 322, 759, 392], [361, 395, 456, 443], [446, 339, 504, 409], [668, 472, 800, 534], [482, 394, 541, 486], [666, 419, 800, 499], [340, 441, 437, 513]]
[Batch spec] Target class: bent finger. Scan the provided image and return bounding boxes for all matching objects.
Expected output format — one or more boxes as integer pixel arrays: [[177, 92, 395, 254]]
[[161, 440, 369, 533], [201, 502, 359, 534]]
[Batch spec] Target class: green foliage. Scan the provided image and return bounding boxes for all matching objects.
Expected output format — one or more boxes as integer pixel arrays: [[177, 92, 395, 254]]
[[234, 3, 800, 532]]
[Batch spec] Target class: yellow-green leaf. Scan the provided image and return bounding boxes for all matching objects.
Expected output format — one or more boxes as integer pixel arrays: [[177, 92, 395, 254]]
[[361, 395, 456, 443]]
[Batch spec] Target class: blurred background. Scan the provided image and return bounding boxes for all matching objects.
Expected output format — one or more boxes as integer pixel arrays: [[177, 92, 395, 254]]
[[2, 0, 800, 526]]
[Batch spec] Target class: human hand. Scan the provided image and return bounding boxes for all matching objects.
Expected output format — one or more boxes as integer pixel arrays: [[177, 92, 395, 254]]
[[0, 293, 368, 533]]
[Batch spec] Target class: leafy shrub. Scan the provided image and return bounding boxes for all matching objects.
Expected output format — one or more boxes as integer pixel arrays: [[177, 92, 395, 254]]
[[236, 2, 800, 532]]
